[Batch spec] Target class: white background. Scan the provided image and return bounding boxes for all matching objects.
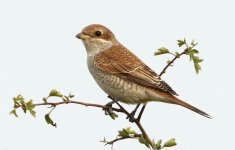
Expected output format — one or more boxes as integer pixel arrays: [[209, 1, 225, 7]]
[[0, 0, 234, 150]]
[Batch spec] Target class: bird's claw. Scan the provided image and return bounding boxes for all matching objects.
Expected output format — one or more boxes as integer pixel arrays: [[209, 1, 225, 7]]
[[126, 111, 137, 123], [126, 104, 141, 123], [104, 102, 114, 116]]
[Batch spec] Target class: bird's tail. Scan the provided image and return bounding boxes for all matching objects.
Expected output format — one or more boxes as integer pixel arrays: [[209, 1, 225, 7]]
[[170, 96, 212, 119], [146, 89, 212, 118]]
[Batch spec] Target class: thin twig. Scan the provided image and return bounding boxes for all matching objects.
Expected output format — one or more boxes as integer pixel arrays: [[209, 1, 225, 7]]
[[15, 100, 123, 113], [15, 99, 156, 149], [135, 121, 155, 149], [105, 134, 142, 145], [159, 51, 186, 77]]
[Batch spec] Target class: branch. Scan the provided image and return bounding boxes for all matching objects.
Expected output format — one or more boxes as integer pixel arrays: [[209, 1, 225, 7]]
[[157, 39, 202, 76], [105, 134, 142, 145], [14, 100, 123, 113], [11, 93, 158, 149], [159, 51, 185, 77]]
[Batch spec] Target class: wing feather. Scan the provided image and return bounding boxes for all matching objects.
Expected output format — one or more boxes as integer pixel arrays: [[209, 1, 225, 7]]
[[95, 45, 178, 96]]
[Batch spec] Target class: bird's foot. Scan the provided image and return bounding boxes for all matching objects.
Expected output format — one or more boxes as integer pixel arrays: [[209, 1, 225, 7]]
[[104, 101, 115, 115], [126, 111, 136, 123], [103, 97, 119, 119], [126, 104, 141, 123]]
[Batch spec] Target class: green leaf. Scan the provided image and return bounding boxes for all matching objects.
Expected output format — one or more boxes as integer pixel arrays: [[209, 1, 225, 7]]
[[26, 100, 34, 108], [175, 52, 180, 58], [49, 89, 63, 97], [191, 49, 199, 54], [109, 112, 118, 120], [45, 114, 57, 127], [154, 47, 169, 55], [118, 127, 136, 138], [13, 95, 25, 102], [163, 138, 177, 148], [28, 108, 36, 117], [155, 139, 162, 149], [22, 104, 27, 113], [188, 49, 198, 60], [194, 62, 201, 74], [177, 39, 186, 47], [12, 95, 27, 113], [125, 127, 136, 134], [13, 95, 26, 107], [118, 128, 130, 138], [193, 56, 203, 63], [10, 109, 18, 118], [191, 40, 198, 47], [19, 100, 26, 105], [25, 100, 36, 117], [189, 52, 194, 61], [138, 135, 150, 148], [43, 97, 48, 103]]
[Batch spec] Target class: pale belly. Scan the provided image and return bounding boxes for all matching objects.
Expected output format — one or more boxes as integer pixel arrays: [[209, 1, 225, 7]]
[[87, 57, 166, 104], [94, 72, 149, 104]]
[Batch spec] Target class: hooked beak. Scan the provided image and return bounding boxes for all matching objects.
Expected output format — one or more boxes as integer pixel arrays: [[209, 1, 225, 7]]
[[76, 33, 89, 40]]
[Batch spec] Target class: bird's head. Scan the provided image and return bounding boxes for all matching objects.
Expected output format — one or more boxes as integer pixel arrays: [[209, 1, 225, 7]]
[[76, 24, 118, 55]]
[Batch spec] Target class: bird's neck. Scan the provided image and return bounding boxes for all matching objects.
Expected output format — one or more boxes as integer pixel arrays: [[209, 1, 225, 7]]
[[83, 40, 113, 57]]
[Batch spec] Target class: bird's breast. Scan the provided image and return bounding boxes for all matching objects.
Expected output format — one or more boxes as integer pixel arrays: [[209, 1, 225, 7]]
[[87, 55, 148, 104]]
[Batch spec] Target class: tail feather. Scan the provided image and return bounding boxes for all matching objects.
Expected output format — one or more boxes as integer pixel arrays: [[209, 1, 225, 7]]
[[146, 89, 212, 118], [171, 96, 212, 119]]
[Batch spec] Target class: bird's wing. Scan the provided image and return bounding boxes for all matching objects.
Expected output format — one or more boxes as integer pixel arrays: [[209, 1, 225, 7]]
[[94, 45, 178, 96]]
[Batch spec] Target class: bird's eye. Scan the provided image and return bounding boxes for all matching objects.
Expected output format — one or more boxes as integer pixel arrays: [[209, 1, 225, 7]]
[[95, 31, 102, 37]]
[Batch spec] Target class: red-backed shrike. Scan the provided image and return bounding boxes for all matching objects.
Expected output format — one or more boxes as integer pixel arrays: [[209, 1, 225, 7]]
[[76, 24, 211, 118]]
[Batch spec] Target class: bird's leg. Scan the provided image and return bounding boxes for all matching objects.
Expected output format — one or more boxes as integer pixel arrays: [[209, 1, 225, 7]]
[[104, 95, 119, 115], [136, 104, 146, 122], [126, 103, 141, 122]]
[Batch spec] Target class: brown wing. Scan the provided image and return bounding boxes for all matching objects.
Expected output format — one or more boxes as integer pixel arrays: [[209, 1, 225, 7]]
[[95, 45, 178, 96]]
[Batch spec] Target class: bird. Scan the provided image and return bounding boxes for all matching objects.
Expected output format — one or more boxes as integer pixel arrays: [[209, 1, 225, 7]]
[[76, 24, 211, 119]]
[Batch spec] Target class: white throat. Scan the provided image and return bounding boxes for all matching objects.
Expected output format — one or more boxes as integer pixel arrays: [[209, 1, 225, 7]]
[[82, 38, 113, 57]]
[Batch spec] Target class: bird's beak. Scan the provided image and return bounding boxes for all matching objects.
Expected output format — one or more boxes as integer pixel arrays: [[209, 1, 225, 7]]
[[76, 33, 89, 40]]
